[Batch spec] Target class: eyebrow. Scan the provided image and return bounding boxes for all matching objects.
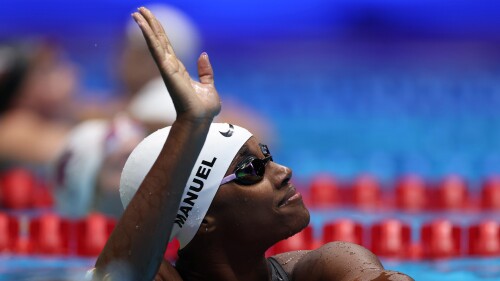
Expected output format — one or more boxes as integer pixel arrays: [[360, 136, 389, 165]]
[[229, 144, 251, 171]]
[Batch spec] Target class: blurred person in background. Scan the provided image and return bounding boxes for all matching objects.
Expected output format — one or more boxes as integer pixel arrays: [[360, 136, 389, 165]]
[[51, 6, 204, 217], [0, 41, 79, 165], [97, 4, 274, 144], [90, 7, 413, 281], [53, 114, 145, 218]]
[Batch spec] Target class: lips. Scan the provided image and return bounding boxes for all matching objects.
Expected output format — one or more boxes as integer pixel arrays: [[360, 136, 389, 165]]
[[278, 186, 302, 207]]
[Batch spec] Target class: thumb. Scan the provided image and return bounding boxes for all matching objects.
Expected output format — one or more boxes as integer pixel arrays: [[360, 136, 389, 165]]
[[197, 52, 214, 85]]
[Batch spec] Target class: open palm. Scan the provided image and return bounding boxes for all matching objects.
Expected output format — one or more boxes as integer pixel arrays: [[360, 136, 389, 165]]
[[132, 7, 221, 121]]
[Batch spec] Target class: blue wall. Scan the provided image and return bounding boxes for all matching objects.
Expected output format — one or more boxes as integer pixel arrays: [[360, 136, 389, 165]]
[[2, 0, 500, 183]]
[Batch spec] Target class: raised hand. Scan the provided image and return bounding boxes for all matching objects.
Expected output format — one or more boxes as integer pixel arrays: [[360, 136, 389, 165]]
[[132, 7, 221, 122]]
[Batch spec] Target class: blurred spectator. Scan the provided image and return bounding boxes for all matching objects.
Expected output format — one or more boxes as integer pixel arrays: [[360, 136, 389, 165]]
[[128, 76, 275, 141], [50, 4, 276, 218], [120, 4, 201, 99], [0, 41, 79, 165], [122, 4, 275, 143], [78, 4, 275, 143], [53, 114, 145, 218]]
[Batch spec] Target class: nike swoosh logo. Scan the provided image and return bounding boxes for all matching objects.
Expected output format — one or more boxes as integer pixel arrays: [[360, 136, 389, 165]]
[[219, 124, 234, 137]]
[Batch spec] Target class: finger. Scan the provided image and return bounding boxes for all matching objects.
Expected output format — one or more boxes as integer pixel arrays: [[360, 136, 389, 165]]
[[197, 52, 214, 85], [139, 7, 175, 56], [139, 7, 188, 76], [154, 17, 176, 55], [132, 11, 166, 62]]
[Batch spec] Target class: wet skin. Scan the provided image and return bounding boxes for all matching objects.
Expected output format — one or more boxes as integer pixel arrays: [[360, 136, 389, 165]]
[[171, 137, 414, 281], [173, 137, 310, 281], [206, 136, 311, 251], [96, 7, 414, 281]]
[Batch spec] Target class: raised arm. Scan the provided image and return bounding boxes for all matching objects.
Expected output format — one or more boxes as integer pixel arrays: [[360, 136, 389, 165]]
[[93, 7, 220, 281]]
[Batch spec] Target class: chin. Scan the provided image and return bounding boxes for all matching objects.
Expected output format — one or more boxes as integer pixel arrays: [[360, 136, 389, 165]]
[[266, 202, 311, 243], [298, 206, 311, 229], [285, 204, 311, 238]]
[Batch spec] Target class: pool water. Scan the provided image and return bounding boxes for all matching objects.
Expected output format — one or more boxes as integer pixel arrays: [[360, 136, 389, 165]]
[[1, 208, 499, 280], [386, 258, 500, 281], [0, 256, 93, 281], [1, 255, 499, 281]]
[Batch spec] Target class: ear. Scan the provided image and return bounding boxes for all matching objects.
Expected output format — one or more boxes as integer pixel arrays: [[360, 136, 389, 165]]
[[198, 214, 216, 235]]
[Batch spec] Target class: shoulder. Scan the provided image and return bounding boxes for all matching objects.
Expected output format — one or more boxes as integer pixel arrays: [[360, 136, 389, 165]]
[[291, 242, 382, 281], [270, 250, 311, 278], [280, 242, 413, 281]]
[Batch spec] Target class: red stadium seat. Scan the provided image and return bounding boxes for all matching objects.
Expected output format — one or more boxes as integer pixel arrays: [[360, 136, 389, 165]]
[[0, 213, 8, 252], [265, 246, 275, 258], [308, 174, 340, 208], [32, 182, 55, 208], [435, 175, 468, 210], [271, 226, 315, 254], [481, 176, 500, 210], [395, 175, 428, 212], [76, 213, 116, 256], [0, 169, 36, 209], [10, 215, 32, 254], [421, 220, 462, 258], [468, 221, 500, 256], [370, 219, 411, 258], [0, 213, 19, 253], [29, 213, 71, 255], [351, 174, 381, 209], [164, 238, 180, 262], [14, 237, 31, 254], [323, 219, 363, 245]]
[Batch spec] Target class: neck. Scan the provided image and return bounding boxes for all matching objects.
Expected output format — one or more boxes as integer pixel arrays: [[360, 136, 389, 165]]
[[176, 244, 271, 281]]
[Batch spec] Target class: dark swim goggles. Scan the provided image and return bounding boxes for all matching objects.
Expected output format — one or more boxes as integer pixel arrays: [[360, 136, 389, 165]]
[[220, 144, 273, 186]]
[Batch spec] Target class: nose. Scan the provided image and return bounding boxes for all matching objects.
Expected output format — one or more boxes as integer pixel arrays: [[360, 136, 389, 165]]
[[269, 162, 292, 190]]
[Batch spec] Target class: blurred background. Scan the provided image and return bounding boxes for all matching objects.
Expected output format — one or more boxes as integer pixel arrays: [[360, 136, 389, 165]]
[[1, 0, 500, 280]]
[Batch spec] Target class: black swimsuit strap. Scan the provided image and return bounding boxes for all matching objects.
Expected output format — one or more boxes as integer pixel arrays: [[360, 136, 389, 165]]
[[267, 257, 290, 281]]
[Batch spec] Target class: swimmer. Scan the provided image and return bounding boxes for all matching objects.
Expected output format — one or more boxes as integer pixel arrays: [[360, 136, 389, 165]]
[[54, 114, 145, 218], [0, 42, 77, 164], [92, 7, 414, 281]]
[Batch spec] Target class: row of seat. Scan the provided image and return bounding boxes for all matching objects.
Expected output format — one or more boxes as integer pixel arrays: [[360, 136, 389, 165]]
[[0, 168, 54, 209], [1, 212, 499, 260], [303, 174, 500, 211], [2, 168, 500, 211], [0, 212, 115, 256], [267, 219, 500, 259]]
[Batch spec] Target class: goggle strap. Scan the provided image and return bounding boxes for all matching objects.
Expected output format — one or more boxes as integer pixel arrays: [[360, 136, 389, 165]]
[[259, 144, 271, 157], [220, 173, 237, 186]]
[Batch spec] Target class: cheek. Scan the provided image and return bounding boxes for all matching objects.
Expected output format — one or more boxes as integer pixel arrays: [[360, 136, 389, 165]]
[[215, 185, 277, 226], [233, 193, 272, 217], [236, 196, 272, 220]]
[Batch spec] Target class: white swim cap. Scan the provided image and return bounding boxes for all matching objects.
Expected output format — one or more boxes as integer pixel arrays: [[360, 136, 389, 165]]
[[125, 3, 201, 65], [120, 123, 252, 248], [128, 76, 176, 126]]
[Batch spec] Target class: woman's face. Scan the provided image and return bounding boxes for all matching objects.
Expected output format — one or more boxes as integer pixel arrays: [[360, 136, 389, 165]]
[[208, 137, 310, 247]]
